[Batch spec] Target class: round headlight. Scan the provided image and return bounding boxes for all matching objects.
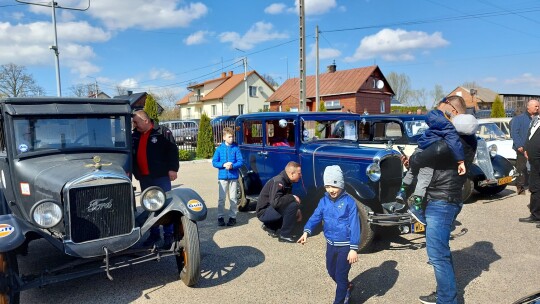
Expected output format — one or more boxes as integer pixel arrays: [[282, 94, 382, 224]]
[[488, 144, 497, 158], [141, 186, 166, 212], [366, 163, 381, 182], [32, 201, 63, 228]]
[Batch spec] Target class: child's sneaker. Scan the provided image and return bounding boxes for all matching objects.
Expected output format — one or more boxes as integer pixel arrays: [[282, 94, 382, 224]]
[[407, 195, 426, 225], [395, 188, 407, 204], [343, 282, 353, 304]]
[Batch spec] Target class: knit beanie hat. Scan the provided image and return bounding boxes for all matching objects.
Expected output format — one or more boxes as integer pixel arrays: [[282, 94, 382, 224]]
[[452, 114, 479, 135], [323, 165, 344, 189]]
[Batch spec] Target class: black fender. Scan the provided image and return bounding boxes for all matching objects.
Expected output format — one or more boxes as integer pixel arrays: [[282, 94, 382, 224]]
[[344, 179, 379, 212], [137, 187, 207, 235], [238, 165, 262, 196], [0, 214, 35, 252], [491, 154, 514, 179]]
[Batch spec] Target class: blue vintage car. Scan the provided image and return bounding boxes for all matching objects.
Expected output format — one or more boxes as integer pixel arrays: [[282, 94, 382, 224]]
[[234, 112, 411, 252]]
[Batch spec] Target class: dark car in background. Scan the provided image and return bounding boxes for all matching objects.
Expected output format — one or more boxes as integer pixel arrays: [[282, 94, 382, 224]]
[[234, 112, 413, 253]]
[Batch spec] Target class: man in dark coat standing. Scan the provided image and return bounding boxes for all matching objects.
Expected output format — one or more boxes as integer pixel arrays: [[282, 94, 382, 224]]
[[523, 99, 540, 225], [510, 99, 539, 194]]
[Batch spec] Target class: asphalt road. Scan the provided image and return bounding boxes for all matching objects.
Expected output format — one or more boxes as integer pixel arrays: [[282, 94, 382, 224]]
[[19, 161, 540, 304]]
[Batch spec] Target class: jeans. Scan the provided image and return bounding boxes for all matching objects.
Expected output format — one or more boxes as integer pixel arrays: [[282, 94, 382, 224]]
[[326, 244, 351, 304], [140, 175, 173, 236], [425, 200, 462, 304], [217, 179, 238, 219]]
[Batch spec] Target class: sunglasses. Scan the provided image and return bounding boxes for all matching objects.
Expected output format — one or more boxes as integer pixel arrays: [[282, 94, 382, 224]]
[[440, 97, 458, 114]]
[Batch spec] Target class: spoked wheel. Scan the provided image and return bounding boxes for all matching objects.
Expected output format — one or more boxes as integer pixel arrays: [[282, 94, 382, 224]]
[[0, 252, 20, 304], [174, 216, 201, 287]]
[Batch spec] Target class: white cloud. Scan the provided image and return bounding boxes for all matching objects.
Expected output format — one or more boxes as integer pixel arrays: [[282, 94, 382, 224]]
[[344, 28, 449, 62], [219, 22, 288, 50], [307, 43, 341, 61], [86, 0, 208, 30], [119, 78, 139, 89], [290, 0, 337, 16], [265, 3, 287, 14], [0, 21, 108, 70], [185, 30, 211, 45], [505, 73, 540, 87], [149, 68, 175, 81]]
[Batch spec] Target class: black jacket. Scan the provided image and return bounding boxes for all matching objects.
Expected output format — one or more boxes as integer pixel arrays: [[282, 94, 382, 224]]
[[256, 170, 297, 218], [132, 122, 179, 180], [409, 134, 477, 203]]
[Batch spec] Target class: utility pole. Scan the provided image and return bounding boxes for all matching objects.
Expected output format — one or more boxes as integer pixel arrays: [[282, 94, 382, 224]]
[[299, 0, 306, 112], [16, 0, 90, 97], [315, 25, 320, 111], [244, 57, 249, 113]]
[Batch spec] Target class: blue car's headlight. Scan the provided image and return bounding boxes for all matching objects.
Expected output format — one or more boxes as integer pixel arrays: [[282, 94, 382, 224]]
[[141, 186, 166, 211], [31, 201, 63, 228], [366, 163, 381, 182]]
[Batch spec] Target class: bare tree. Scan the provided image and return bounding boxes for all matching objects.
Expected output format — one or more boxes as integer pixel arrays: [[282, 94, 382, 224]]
[[69, 83, 95, 97], [411, 88, 428, 107], [0, 63, 45, 97], [261, 73, 279, 87], [151, 88, 180, 110], [386, 72, 413, 106], [115, 85, 127, 96], [461, 81, 480, 90], [430, 84, 445, 109]]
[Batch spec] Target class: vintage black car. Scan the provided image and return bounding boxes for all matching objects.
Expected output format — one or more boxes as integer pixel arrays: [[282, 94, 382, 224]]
[[357, 114, 516, 201], [234, 112, 416, 253], [0, 97, 207, 303]]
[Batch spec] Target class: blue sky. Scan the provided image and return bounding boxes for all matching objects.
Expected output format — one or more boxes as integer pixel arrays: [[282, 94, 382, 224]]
[[1, 0, 540, 107]]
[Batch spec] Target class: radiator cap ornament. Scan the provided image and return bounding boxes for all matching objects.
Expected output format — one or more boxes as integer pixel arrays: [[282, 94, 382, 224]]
[[85, 155, 112, 170]]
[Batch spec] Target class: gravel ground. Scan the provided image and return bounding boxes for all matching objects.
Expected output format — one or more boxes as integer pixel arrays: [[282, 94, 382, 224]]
[[19, 160, 540, 304]]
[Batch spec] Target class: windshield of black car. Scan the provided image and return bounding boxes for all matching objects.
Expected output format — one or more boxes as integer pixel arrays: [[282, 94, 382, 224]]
[[477, 123, 506, 140], [403, 120, 428, 137], [302, 120, 358, 142], [13, 115, 128, 155]]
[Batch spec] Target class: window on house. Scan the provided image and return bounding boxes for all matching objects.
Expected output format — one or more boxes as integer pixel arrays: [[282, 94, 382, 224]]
[[249, 86, 258, 97], [211, 105, 217, 116], [325, 100, 341, 110], [238, 104, 244, 115], [380, 100, 385, 113]]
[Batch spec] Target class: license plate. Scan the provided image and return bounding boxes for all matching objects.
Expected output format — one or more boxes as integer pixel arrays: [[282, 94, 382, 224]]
[[498, 176, 512, 185], [412, 222, 425, 233]]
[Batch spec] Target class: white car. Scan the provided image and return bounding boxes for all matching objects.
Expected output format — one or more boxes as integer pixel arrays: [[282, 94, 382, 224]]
[[478, 117, 511, 139], [476, 121, 516, 163]]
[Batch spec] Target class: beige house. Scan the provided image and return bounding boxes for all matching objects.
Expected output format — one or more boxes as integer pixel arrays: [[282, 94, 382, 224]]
[[176, 71, 275, 120]]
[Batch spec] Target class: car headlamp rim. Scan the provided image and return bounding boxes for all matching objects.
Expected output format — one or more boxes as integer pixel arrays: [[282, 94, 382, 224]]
[[366, 162, 381, 182], [141, 186, 167, 212], [30, 200, 63, 229]]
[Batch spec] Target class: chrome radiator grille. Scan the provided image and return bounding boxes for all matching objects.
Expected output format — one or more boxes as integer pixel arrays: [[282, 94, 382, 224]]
[[379, 156, 403, 203], [68, 182, 133, 243]]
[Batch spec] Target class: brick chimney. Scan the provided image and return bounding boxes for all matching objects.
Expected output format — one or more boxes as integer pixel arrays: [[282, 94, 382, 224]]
[[221, 72, 226, 78], [127, 90, 133, 96], [228, 71, 233, 77], [327, 60, 336, 73]]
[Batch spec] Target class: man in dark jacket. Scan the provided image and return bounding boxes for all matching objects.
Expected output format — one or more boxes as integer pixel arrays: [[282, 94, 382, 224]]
[[256, 161, 302, 243], [523, 100, 540, 224], [408, 95, 477, 304], [132, 110, 179, 248], [510, 99, 539, 194]]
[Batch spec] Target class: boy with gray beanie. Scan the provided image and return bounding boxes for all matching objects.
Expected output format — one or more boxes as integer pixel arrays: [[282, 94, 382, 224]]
[[397, 112, 478, 225], [298, 165, 360, 304]]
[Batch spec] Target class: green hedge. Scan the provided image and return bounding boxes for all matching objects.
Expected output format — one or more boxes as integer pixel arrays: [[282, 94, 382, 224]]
[[178, 150, 195, 161]]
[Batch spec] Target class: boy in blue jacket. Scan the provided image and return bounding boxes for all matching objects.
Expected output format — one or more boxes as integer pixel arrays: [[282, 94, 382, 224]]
[[212, 127, 244, 227], [297, 165, 360, 304]]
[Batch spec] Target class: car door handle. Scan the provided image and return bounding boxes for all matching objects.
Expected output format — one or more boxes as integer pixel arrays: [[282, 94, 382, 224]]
[[258, 151, 268, 156]]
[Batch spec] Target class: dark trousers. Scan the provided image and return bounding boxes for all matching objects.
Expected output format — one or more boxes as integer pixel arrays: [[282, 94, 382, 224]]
[[326, 244, 351, 304], [140, 175, 174, 236], [515, 150, 529, 188], [528, 159, 540, 219], [257, 203, 298, 237]]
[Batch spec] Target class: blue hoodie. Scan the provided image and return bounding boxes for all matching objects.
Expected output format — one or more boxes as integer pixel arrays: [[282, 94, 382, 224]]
[[212, 142, 243, 180], [417, 109, 464, 162], [303, 191, 360, 251]]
